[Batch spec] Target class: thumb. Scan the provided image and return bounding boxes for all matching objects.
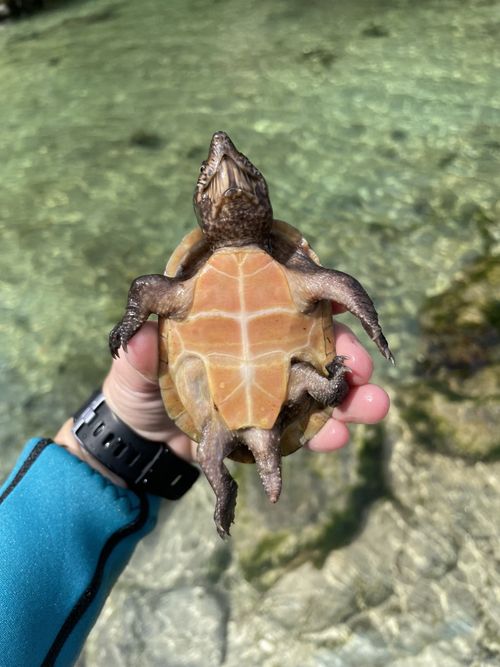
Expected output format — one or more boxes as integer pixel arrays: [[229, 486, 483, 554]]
[[102, 321, 176, 443]]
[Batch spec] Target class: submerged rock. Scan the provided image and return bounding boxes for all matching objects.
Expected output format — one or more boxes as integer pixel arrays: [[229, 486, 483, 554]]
[[80, 411, 500, 667], [400, 253, 500, 460], [233, 424, 389, 590], [416, 254, 499, 378]]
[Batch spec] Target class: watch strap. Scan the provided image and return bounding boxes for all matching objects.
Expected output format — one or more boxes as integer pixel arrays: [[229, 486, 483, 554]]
[[72, 391, 199, 499]]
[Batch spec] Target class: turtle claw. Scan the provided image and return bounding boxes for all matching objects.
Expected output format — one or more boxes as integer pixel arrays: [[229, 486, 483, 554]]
[[373, 332, 395, 365], [108, 322, 131, 359], [325, 355, 352, 378], [216, 520, 231, 540], [215, 509, 234, 539]]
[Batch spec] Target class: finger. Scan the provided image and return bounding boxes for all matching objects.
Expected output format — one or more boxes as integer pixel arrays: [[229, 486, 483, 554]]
[[122, 320, 160, 386], [332, 383, 390, 424], [104, 325, 158, 404], [305, 384, 390, 452], [103, 322, 197, 460], [103, 321, 170, 436], [306, 419, 350, 452], [334, 322, 374, 386]]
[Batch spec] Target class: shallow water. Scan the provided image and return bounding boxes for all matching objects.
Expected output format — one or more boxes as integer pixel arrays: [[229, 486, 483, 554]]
[[0, 0, 499, 662], [1, 0, 497, 468]]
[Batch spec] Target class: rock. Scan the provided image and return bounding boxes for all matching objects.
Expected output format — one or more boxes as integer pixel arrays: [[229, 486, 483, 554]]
[[416, 254, 499, 378], [232, 424, 389, 590], [84, 585, 227, 667], [399, 254, 500, 460], [223, 419, 500, 666]]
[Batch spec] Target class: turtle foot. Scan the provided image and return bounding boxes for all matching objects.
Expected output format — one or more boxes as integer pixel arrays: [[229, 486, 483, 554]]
[[325, 355, 351, 378], [324, 355, 351, 406], [109, 319, 138, 358], [214, 477, 238, 539]]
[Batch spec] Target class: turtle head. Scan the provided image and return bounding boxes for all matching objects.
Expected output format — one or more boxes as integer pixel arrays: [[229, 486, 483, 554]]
[[193, 131, 273, 249]]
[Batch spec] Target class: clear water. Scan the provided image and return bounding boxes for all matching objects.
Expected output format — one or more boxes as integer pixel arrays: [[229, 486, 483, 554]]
[[0, 0, 498, 474], [1, 1, 499, 664]]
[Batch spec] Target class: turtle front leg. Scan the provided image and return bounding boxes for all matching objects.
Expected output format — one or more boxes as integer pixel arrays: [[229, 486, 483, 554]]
[[291, 268, 395, 364], [109, 274, 186, 358], [197, 419, 238, 538]]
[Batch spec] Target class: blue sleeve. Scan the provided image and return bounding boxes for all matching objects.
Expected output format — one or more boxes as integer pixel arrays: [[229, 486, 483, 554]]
[[0, 438, 161, 667]]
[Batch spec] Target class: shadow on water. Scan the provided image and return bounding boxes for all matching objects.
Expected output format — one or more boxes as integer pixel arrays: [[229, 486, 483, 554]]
[[239, 423, 393, 590], [2, 0, 120, 37]]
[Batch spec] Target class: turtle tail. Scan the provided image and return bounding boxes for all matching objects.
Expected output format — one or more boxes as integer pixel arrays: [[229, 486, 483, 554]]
[[239, 428, 282, 503]]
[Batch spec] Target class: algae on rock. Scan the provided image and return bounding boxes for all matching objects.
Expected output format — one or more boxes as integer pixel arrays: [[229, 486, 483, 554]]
[[235, 424, 390, 590], [400, 253, 500, 461]]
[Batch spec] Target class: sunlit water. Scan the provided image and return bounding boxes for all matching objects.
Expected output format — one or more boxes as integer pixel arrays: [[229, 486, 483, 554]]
[[0, 0, 498, 477], [1, 1, 499, 664]]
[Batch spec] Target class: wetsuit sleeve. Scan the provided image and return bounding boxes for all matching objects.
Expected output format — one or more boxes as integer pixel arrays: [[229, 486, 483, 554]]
[[0, 437, 161, 667]]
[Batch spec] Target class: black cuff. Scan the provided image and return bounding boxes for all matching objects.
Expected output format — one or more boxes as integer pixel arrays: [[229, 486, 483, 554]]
[[72, 391, 199, 499]]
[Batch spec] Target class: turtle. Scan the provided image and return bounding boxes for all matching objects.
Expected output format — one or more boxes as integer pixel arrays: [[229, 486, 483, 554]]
[[109, 131, 394, 537]]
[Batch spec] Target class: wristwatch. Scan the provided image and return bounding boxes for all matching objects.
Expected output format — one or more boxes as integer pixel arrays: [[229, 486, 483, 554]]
[[72, 390, 199, 499]]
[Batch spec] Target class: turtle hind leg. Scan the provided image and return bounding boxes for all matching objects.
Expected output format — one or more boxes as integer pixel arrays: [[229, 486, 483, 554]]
[[238, 428, 282, 503], [197, 419, 238, 538], [176, 357, 238, 538], [288, 357, 350, 408], [324, 355, 352, 406]]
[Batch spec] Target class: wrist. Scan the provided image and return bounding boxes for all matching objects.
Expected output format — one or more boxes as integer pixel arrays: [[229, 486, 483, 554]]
[[54, 418, 128, 487], [102, 372, 197, 462], [61, 390, 199, 499]]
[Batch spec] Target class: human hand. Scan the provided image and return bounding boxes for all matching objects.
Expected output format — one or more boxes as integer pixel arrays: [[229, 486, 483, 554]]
[[55, 318, 390, 478], [54, 322, 194, 485], [306, 321, 390, 452], [100, 318, 389, 457], [101, 321, 196, 461]]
